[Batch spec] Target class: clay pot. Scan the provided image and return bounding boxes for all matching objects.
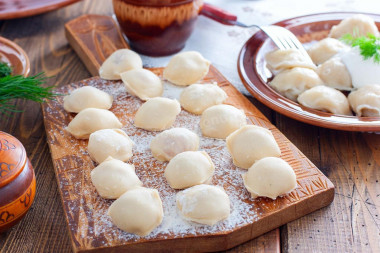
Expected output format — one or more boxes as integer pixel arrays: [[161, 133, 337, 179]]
[[0, 131, 36, 233], [113, 0, 203, 56]]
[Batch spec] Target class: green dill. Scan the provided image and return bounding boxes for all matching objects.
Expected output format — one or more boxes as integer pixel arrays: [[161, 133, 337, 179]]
[[341, 33, 380, 64], [0, 62, 12, 77]]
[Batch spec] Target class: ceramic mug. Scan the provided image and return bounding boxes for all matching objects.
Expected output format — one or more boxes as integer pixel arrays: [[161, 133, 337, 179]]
[[113, 0, 203, 56]]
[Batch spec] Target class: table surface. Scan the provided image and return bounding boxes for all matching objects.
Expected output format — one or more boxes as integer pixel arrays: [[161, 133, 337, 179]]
[[1, 0, 380, 252]]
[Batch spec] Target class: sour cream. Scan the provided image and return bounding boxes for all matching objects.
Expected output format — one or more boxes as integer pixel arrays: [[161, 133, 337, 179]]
[[340, 47, 380, 89]]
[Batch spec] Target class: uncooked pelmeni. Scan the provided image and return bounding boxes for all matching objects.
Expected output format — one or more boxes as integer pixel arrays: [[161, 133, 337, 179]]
[[91, 157, 142, 199], [269, 67, 323, 101], [348, 84, 380, 117], [176, 184, 230, 225], [108, 187, 163, 236], [66, 108, 122, 139], [150, 128, 199, 161], [307, 38, 349, 65], [88, 129, 134, 164], [316, 57, 353, 91], [121, 68, 163, 101], [265, 49, 315, 74], [297, 86, 352, 115], [134, 97, 181, 131], [63, 86, 113, 113], [242, 157, 297, 199], [164, 151, 215, 189], [329, 14, 379, 39], [99, 49, 143, 80], [226, 125, 281, 169], [179, 83, 227, 114], [200, 104, 247, 139], [163, 51, 211, 86]]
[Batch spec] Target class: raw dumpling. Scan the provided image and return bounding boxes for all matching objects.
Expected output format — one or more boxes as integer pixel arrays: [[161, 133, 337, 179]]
[[91, 157, 142, 199], [226, 125, 281, 169], [121, 69, 163, 101], [307, 38, 349, 65], [200, 104, 247, 139], [297, 86, 352, 115], [99, 49, 143, 80], [164, 151, 215, 189], [108, 187, 163, 236], [150, 128, 199, 161], [163, 51, 211, 86], [63, 86, 113, 113], [176, 184, 230, 225], [88, 129, 134, 164], [134, 97, 181, 131], [348, 84, 380, 117], [242, 157, 297, 199], [66, 108, 122, 139], [265, 49, 316, 74], [179, 83, 227, 114], [329, 14, 379, 39], [269, 67, 324, 101], [316, 57, 353, 90]]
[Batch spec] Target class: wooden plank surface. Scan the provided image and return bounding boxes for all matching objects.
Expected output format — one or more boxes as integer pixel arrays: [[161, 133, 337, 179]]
[[1, 0, 380, 252]]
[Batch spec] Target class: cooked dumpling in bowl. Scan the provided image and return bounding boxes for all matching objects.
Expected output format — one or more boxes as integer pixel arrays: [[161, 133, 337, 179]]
[[265, 49, 316, 74], [297, 86, 352, 116], [307, 38, 349, 65], [269, 67, 324, 101], [316, 57, 353, 91], [329, 14, 379, 39], [348, 84, 380, 117]]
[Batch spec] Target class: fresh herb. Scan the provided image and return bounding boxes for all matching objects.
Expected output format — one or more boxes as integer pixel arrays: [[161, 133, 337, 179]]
[[0, 62, 12, 77], [341, 33, 380, 64], [0, 71, 59, 113]]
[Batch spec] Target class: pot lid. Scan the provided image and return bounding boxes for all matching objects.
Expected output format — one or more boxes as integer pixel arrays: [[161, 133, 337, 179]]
[[0, 131, 27, 188]]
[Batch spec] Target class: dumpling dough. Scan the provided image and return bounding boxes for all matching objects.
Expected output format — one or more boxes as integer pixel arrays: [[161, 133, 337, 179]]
[[179, 83, 227, 114], [134, 97, 181, 131], [150, 128, 199, 161], [176, 184, 230, 225], [329, 14, 379, 39], [67, 108, 122, 139], [91, 157, 142, 199], [265, 49, 316, 74], [163, 51, 211, 86], [200, 104, 247, 139], [316, 57, 353, 90], [242, 157, 297, 200], [297, 86, 352, 115], [99, 49, 143, 80], [63, 86, 113, 113], [269, 67, 324, 101], [164, 151, 215, 189], [226, 125, 281, 169], [348, 84, 380, 117], [121, 69, 163, 101], [307, 38, 349, 65], [88, 129, 134, 164], [108, 187, 163, 236]]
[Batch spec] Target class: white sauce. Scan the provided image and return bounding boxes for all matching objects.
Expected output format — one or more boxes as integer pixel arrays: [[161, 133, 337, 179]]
[[340, 47, 380, 89]]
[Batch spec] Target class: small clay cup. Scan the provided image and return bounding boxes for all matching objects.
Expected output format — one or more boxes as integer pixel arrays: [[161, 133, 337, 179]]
[[113, 0, 203, 56], [0, 132, 36, 233]]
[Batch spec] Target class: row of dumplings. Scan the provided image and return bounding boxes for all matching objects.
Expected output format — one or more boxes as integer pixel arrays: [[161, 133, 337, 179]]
[[265, 14, 380, 117]]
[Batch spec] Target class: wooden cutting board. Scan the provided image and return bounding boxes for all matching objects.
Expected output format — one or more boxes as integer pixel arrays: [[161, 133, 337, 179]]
[[40, 14, 334, 252]]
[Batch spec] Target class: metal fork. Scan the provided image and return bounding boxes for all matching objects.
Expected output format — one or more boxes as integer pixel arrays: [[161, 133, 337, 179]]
[[200, 3, 312, 60]]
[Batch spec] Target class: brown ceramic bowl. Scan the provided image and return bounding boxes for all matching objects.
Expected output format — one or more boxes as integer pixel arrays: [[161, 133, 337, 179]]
[[113, 0, 203, 56], [0, 36, 30, 76], [238, 12, 380, 132], [0, 132, 36, 233]]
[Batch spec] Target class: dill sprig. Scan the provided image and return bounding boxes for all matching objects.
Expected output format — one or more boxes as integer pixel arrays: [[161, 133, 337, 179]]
[[341, 33, 380, 64], [0, 71, 59, 113], [0, 62, 12, 77]]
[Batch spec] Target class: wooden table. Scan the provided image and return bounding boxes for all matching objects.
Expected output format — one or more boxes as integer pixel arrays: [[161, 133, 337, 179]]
[[1, 0, 380, 252]]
